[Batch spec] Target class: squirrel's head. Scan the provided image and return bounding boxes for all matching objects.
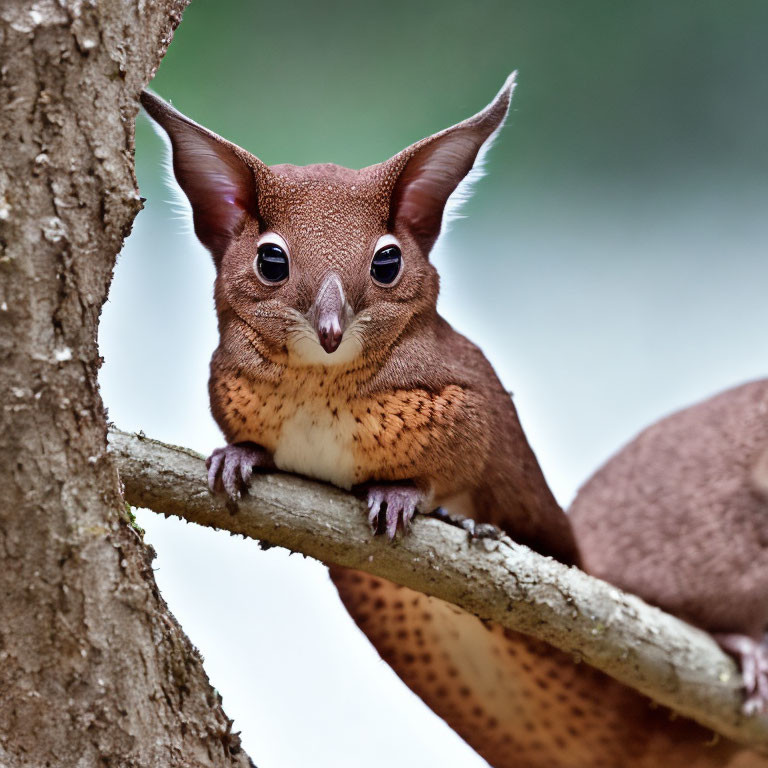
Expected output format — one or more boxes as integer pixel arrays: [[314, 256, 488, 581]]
[[141, 75, 515, 368]]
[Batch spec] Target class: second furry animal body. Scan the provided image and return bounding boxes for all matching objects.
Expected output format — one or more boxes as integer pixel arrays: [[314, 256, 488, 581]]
[[142, 78, 768, 767]]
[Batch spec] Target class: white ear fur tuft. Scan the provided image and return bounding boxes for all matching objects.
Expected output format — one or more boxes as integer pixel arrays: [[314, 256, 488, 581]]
[[139, 89, 263, 261], [441, 71, 517, 234], [442, 72, 517, 232], [388, 71, 517, 252], [142, 107, 195, 236]]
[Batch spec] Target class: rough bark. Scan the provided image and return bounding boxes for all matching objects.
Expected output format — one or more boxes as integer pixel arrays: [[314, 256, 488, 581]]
[[110, 428, 768, 756], [0, 3, 252, 767]]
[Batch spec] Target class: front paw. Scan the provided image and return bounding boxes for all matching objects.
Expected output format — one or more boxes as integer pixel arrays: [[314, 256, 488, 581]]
[[364, 483, 427, 540], [715, 633, 768, 715], [206, 442, 274, 499]]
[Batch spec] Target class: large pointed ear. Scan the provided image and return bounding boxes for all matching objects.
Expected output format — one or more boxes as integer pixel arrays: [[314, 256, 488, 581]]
[[140, 90, 265, 260], [386, 72, 516, 251]]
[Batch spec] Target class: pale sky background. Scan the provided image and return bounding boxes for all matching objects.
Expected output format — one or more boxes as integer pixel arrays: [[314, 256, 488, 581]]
[[100, 2, 767, 765]]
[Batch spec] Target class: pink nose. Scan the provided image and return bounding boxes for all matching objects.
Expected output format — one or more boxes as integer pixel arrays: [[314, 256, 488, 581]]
[[317, 317, 343, 353], [310, 273, 347, 354]]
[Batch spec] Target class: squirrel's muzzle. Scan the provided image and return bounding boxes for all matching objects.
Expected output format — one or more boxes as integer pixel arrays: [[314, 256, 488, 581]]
[[310, 274, 348, 354]]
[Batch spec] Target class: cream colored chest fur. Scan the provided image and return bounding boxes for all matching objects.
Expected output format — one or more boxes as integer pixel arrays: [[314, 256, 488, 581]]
[[272, 397, 359, 489], [217, 365, 469, 495], [218, 366, 366, 490]]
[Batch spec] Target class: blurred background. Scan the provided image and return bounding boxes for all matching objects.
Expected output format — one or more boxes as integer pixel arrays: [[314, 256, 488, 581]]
[[101, 2, 768, 766]]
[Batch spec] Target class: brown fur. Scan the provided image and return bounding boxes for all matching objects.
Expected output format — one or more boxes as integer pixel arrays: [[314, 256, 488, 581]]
[[142, 83, 767, 767], [571, 379, 768, 639], [331, 568, 744, 768]]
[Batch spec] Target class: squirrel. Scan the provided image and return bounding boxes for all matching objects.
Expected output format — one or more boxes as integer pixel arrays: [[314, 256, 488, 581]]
[[141, 80, 768, 768]]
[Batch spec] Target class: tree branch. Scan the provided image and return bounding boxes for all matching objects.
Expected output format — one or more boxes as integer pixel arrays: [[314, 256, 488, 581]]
[[109, 428, 768, 755]]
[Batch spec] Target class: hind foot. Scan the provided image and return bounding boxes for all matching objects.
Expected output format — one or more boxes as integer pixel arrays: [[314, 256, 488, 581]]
[[430, 507, 503, 541]]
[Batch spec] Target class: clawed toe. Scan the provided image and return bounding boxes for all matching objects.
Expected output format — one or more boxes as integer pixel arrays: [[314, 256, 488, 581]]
[[367, 490, 384, 532], [715, 633, 768, 715], [206, 442, 274, 499], [206, 451, 225, 492], [430, 507, 503, 541], [364, 484, 425, 540]]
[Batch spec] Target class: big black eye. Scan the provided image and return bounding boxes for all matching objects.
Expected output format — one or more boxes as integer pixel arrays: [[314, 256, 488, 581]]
[[370, 245, 402, 286], [256, 242, 289, 284]]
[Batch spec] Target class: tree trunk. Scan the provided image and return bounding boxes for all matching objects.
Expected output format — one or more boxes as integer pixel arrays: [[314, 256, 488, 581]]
[[0, 2, 253, 766]]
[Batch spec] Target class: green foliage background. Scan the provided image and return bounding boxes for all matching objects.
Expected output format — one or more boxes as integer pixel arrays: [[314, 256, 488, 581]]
[[140, 1, 768, 195]]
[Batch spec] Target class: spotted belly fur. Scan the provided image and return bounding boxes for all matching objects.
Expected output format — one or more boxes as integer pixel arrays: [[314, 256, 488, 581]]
[[211, 366, 477, 495], [331, 568, 761, 768]]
